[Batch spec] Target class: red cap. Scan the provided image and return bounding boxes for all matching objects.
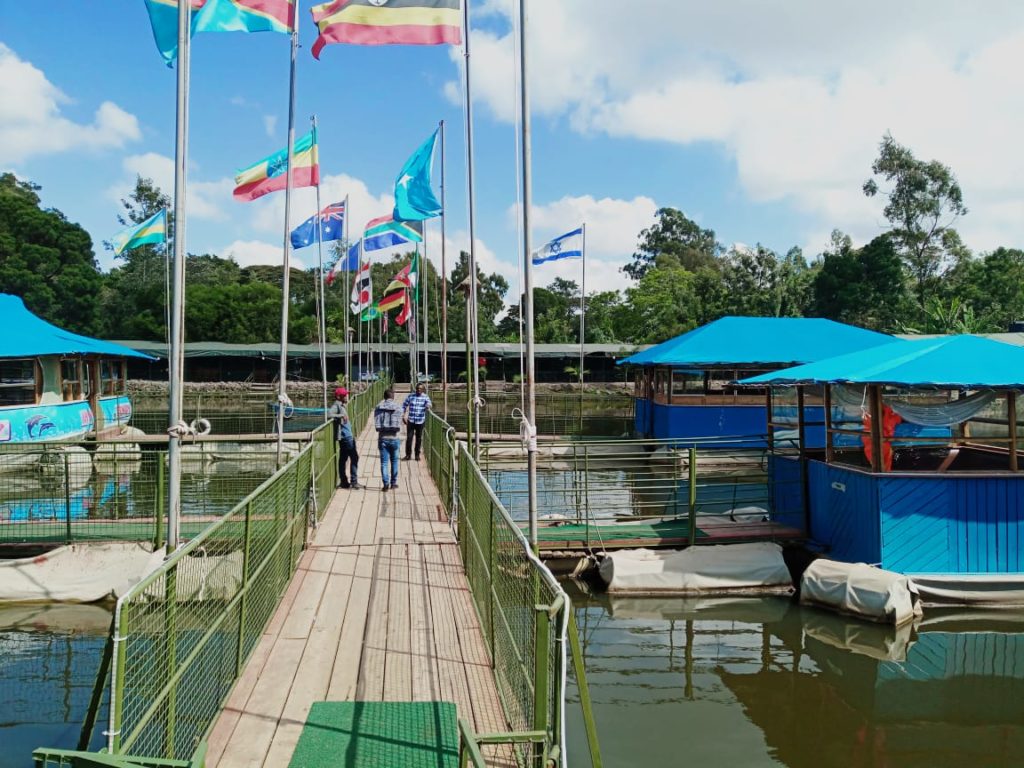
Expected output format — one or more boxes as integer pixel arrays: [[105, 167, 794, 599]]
[[334, 387, 349, 398]]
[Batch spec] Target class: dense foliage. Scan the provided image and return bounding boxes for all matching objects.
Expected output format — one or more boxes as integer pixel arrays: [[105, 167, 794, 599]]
[[2, 135, 1021, 346]]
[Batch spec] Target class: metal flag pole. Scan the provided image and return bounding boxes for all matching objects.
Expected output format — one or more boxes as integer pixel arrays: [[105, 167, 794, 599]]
[[356, 237, 364, 387], [518, 0, 538, 550], [166, 0, 192, 552], [439, 119, 449, 417], [343, 193, 351, 386], [462, 0, 481, 456], [423, 223, 429, 382], [276, 0, 300, 465], [312, 115, 328, 419], [579, 221, 586, 429]]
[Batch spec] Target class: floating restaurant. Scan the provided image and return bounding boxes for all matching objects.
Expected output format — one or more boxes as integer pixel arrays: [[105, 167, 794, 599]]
[[620, 316, 893, 445], [743, 334, 1024, 596]]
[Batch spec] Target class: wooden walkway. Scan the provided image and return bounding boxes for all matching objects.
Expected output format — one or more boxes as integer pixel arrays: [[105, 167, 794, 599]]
[[207, 420, 513, 768]]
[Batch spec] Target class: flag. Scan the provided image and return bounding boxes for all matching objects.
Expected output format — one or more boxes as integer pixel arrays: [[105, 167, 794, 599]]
[[234, 129, 319, 202], [361, 306, 381, 321], [350, 262, 371, 315], [394, 129, 442, 222], [385, 252, 418, 294], [378, 289, 406, 312], [111, 210, 168, 256], [291, 201, 345, 249], [310, 0, 461, 58], [325, 241, 360, 286], [532, 226, 584, 266], [395, 296, 412, 326], [144, 0, 293, 66], [363, 215, 423, 252]]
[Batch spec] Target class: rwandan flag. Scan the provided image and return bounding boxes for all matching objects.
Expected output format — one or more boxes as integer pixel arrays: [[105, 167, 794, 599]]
[[234, 129, 319, 202], [310, 0, 461, 59], [111, 210, 167, 257], [144, 0, 294, 65], [363, 214, 423, 252]]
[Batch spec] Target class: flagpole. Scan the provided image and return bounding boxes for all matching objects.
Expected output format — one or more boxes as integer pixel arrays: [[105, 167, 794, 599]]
[[579, 221, 586, 432], [343, 194, 351, 386], [439, 119, 448, 418], [357, 237, 364, 387], [276, 0, 300, 465], [423, 223, 429, 383], [165, 0, 192, 555], [312, 115, 328, 419], [518, 0, 539, 550], [462, 0, 481, 456]]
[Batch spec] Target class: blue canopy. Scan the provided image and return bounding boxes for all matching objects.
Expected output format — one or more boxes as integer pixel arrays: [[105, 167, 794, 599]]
[[740, 335, 1024, 389], [618, 316, 893, 367], [0, 295, 154, 360]]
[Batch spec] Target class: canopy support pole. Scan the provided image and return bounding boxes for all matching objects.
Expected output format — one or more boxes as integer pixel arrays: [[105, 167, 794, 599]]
[[1009, 390, 1018, 472], [869, 385, 884, 473], [823, 384, 834, 464]]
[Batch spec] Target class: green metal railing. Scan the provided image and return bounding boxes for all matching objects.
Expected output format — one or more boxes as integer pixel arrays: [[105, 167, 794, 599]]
[[424, 412, 457, 516], [104, 423, 334, 761], [442, 390, 633, 438]]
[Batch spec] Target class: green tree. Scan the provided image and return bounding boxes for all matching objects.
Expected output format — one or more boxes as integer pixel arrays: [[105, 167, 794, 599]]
[[625, 207, 719, 279], [446, 251, 509, 343], [622, 266, 702, 343], [721, 245, 780, 316], [863, 133, 967, 306], [811, 232, 906, 331], [0, 173, 103, 334]]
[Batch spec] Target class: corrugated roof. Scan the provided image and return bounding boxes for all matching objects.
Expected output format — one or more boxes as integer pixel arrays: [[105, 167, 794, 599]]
[[0, 295, 154, 360], [617, 316, 893, 367], [740, 335, 1024, 389]]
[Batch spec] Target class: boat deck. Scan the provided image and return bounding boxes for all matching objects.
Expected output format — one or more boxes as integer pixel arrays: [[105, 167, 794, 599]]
[[207, 422, 514, 768]]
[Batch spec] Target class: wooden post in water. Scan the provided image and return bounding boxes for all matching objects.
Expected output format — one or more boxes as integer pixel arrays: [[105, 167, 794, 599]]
[[687, 447, 698, 545]]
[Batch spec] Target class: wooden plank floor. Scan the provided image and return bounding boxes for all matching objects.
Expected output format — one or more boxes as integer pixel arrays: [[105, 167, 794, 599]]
[[207, 415, 515, 768]]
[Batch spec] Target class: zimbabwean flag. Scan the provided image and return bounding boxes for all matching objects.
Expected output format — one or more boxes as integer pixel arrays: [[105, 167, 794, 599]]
[[310, 0, 461, 59]]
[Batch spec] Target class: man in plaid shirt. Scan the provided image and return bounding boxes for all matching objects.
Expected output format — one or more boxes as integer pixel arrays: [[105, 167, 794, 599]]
[[402, 383, 432, 461]]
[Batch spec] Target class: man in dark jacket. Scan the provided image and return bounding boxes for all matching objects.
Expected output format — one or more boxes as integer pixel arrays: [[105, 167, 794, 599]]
[[327, 387, 359, 489], [374, 388, 402, 491]]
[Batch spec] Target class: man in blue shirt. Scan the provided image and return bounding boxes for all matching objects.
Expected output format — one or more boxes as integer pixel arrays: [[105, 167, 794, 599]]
[[402, 383, 432, 461], [327, 387, 359, 489]]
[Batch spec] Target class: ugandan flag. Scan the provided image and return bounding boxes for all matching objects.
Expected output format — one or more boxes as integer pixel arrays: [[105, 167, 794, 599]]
[[310, 0, 461, 59], [234, 129, 319, 202]]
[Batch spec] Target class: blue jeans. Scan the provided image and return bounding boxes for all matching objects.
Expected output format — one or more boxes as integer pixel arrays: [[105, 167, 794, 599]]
[[379, 437, 400, 486]]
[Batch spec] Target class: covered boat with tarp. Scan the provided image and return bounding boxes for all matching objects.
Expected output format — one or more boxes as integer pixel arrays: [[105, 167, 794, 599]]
[[0, 294, 153, 443], [618, 317, 894, 446]]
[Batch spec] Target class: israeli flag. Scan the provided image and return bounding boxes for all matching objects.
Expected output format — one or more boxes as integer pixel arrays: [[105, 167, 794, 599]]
[[532, 226, 584, 265]]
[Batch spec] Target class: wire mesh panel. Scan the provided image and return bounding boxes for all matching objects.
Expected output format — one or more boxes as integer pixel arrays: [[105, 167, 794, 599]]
[[443, 391, 633, 438], [107, 430, 325, 761], [424, 413, 455, 515]]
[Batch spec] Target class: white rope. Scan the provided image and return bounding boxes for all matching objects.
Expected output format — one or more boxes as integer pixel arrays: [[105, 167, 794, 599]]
[[512, 407, 536, 453], [167, 420, 196, 439]]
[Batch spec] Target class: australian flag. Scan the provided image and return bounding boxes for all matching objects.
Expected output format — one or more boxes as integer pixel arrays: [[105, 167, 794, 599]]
[[291, 201, 346, 249]]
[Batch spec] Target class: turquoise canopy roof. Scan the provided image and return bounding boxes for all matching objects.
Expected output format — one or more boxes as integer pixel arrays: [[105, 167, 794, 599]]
[[739, 335, 1024, 389], [618, 316, 893, 367], [0, 294, 154, 360]]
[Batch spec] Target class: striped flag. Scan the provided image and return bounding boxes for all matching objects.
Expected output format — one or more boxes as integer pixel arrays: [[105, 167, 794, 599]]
[[310, 0, 461, 59], [111, 210, 167, 256], [378, 289, 406, 313], [532, 226, 584, 266], [234, 129, 319, 202], [363, 215, 423, 252], [325, 241, 360, 286], [385, 252, 418, 293], [350, 261, 371, 315]]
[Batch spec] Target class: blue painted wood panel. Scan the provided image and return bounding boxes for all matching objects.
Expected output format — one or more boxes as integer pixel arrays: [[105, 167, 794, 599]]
[[767, 455, 805, 531], [807, 461, 881, 564], [878, 477, 953, 573]]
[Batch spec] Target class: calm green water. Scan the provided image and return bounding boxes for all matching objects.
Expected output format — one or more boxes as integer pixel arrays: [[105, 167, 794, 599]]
[[564, 586, 1024, 768], [0, 604, 112, 766]]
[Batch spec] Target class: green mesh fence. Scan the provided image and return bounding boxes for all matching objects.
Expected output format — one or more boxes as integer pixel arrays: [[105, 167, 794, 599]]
[[442, 390, 633, 438], [423, 413, 456, 515], [106, 424, 334, 761], [435, 437, 568, 767]]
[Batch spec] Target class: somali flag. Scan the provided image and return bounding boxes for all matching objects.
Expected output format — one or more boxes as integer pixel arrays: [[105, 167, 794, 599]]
[[532, 226, 584, 266], [111, 210, 167, 257], [291, 201, 345, 249], [144, 0, 294, 66], [393, 129, 442, 222], [363, 215, 423, 253]]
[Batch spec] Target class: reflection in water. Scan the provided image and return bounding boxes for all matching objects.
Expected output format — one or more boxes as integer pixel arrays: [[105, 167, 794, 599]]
[[0, 603, 112, 768], [565, 585, 1024, 768]]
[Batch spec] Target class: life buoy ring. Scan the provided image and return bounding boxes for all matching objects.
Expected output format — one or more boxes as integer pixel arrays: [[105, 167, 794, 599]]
[[190, 418, 212, 437]]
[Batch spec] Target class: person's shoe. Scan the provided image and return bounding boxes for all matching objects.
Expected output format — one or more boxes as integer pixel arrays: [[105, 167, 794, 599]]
[[415, 455, 421, 462], [403, 455, 411, 461], [390, 482, 399, 489], [381, 485, 389, 492], [338, 481, 351, 489], [350, 482, 361, 490]]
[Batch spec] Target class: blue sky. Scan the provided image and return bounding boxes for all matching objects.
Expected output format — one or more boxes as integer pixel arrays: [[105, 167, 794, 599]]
[[4, 1, 1024, 297]]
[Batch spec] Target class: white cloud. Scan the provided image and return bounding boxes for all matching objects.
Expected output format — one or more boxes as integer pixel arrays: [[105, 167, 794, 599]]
[[248, 172, 395, 237], [460, 1, 1024, 253], [262, 114, 278, 138], [0, 43, 140, 165], [220, 239, 308, 270], [108, 153, 234, 221]]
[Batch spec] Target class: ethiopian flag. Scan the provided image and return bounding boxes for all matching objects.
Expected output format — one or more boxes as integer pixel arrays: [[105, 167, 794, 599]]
[[111, 210, 167, 257], [234, 130, 319, 202], [310, 0, 461, 59]]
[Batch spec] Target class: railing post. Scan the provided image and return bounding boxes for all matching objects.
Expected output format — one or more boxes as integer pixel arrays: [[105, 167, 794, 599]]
[[164, 566, 178, 757], [688, 447, 698, 546], [236, 500, 253, 676], [64, 452, 72, 544], [532, 603, 552, 765], [488, 495, 496, 658], [583, 445, 591, 549], [109, 605, 129, 754], [154, 454, 166, 550]]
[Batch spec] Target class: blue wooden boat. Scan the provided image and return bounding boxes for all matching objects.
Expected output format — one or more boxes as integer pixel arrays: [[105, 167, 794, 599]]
[[0, 295, 153, 444], [618, 317, 894, 447]]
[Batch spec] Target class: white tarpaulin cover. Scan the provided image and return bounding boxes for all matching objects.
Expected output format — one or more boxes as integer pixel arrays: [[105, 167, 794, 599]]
[[0, 542, 165, 603], [910, 574, 1024, 608], [800, 559, 922, 626], [598, 542, 794, 595]]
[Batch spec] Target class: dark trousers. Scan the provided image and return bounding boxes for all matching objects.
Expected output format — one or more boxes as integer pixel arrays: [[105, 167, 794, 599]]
[[337, 437, 359, 486], [405, 422, 424, 459]]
